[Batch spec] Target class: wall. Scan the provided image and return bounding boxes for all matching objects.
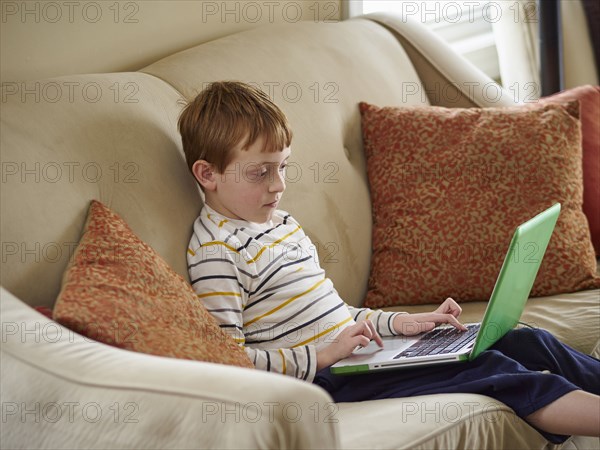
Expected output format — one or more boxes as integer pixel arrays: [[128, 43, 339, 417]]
[[1, 0, 342, 81]]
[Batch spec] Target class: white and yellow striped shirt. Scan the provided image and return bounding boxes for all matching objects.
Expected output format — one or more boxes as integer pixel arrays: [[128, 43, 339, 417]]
[[187, 204, 403, 382]]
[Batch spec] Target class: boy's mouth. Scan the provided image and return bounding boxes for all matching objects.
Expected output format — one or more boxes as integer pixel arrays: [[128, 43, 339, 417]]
[[265, 199, 279, 208]]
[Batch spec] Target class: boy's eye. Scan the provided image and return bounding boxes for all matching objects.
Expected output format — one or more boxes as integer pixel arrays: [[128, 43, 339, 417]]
[[248, 167, 268, 181], [246, 163, 287, 182]]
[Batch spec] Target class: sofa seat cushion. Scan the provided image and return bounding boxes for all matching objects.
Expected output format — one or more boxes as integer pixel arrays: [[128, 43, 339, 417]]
[[385, 289, 600, 355], [336, 394, 549, 449]]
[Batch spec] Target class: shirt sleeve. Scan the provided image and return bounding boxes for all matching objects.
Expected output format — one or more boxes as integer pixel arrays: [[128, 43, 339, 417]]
[[346, 305, 407, 337], [187, 236, 318, 382]]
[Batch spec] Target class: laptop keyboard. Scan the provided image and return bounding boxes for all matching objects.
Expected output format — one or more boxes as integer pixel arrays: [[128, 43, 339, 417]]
[[393, 324, 480, 359]]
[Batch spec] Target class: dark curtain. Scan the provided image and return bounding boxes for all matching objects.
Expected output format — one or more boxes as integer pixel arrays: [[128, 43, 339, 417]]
[[581, 0, 600, 75]]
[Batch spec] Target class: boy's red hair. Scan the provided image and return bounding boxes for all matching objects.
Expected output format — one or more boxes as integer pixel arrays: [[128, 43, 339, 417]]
[[178, 81, 293, 174]]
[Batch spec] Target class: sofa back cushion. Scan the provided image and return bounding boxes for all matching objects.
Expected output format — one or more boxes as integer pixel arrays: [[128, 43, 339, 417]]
[[0, 19, 428, 308], [1, 73, 200, 307]]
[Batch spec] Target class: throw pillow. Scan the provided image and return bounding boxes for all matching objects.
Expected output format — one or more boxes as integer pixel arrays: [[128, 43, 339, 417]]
[[33, 305, 53, 320], [538, 85, 600, 256], [360, 101, 600, 307], [53, 200, 254, 368]]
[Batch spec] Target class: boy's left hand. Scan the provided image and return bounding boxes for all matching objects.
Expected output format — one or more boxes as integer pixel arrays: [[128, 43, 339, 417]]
[[433, 297, 463, 318], [393, 297, 467, 336]]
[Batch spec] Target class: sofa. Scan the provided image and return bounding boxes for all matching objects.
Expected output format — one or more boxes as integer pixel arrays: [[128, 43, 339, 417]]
[[1, 12, 599, 450]]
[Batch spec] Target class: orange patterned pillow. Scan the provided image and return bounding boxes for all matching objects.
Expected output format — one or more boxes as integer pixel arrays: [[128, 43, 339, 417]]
[[538, 86, 600, 256], [360, 101, 600, 307], [53, 200, 254, 368]]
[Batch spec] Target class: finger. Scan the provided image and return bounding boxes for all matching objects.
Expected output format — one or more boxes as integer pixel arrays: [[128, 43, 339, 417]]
[[348, 322, 373, 341], [446, 298, 462, 317], [434, 302, 445, 315], [434, 298, 452, 315], [365, 320, 384, 347], [353, 335, 370, 349], [436, 298, 456, 315], [357, 320, 380, 347], [434, 313, 467, 331]]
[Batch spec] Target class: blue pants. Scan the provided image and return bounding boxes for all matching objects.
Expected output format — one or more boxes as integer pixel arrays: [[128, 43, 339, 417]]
[[313, 328, 600, 443]]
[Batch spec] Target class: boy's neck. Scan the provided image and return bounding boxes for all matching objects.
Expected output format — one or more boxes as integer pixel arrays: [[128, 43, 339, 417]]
[[203, 202, 274, 228]]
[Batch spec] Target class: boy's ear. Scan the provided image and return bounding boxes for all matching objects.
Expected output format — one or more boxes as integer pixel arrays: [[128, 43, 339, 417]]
[[192, 160, 217, 191]]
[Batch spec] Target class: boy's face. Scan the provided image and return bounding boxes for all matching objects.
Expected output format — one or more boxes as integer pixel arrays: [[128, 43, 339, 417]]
[[196, 136, 291, 224]]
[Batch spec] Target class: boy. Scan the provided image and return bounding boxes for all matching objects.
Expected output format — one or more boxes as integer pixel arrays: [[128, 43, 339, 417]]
[[179, 81, 599, 442]]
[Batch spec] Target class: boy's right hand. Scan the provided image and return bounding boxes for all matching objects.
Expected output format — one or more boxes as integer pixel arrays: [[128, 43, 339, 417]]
[[316, 320, 383, 370]]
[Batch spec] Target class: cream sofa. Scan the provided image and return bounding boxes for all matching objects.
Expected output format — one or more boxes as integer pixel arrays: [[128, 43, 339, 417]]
[[1, 13, 599, 450]]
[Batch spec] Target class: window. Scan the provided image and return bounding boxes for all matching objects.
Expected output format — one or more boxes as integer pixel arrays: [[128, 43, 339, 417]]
[[353, 1, 501, 82]]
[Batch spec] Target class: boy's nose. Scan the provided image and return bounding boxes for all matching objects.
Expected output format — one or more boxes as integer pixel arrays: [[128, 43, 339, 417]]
[[270, 170, 286, 192]]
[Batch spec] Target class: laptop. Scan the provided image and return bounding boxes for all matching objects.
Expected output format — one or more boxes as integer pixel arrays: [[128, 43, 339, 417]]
[[330, 203, 561, 375]]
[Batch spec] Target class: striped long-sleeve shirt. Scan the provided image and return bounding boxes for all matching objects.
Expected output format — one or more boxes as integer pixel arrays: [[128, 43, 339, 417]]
[[187, 204, 404, 382]]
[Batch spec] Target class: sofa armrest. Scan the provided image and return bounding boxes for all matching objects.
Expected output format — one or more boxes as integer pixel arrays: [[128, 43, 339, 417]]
[[361, 12, 519, 108], [0, 287, 339, 449]]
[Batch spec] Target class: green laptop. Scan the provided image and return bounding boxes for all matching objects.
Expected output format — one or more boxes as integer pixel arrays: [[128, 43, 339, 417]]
[[330, 203, 561, 375]]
